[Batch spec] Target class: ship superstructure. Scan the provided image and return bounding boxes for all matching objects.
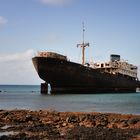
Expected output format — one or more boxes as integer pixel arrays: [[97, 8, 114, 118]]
[[90, 54, 138, 80]]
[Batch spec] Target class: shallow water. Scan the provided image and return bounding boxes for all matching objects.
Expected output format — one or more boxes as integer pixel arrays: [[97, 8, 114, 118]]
[[0, 131, 18, 137], [0, 85, 140, 114]]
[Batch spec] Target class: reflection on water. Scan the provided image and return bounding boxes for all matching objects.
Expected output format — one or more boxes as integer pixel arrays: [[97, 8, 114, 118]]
[[1, 125, 12, 130], [0, 131, 18, 137]]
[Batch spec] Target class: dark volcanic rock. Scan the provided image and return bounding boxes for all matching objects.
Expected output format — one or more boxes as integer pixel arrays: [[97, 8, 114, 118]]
[[128, 118, 139, 125], [25, 115, 33, 122], [0, 110, 140, 140], [65, 127, 140, 140]]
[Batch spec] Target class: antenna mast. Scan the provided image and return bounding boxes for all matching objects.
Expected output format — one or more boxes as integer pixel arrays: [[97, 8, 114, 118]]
[[82, 22, 85, 44], [77, 22, 89, 65]]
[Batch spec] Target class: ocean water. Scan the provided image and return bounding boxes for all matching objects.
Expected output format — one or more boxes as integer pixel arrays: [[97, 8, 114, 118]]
[[0, 85, 140, 114]]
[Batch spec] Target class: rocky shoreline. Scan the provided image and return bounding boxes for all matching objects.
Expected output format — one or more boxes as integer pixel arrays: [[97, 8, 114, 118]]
[[0, 110, 140, 140]]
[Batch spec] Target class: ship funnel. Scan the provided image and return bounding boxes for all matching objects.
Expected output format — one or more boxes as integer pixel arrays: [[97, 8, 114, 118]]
[[110, 54, 120, 62]]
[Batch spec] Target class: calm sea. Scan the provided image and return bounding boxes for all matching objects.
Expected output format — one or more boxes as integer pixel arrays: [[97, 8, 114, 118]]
[[0, 85, 140, 114]]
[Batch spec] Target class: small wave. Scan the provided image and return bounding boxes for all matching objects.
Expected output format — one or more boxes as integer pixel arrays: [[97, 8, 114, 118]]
[[0, 90, 7, 93], [0, 90, 40, 94]]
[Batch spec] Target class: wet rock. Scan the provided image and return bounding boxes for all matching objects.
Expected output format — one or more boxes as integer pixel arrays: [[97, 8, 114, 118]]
[[128, 118, 139, 125], [100, 120, 108, 127], [95, 114, 109, 127], [113, 118, 120, 123], [25, 115, 33, 122], [53, 116, 60, 123], [121, 121, 129, 127], [25, 123, 50, 132], [66, 115, 79, 123], [112, 124, 118, 128], [88, 115, 96, 121], [16, 133, 27, 140], [2, 111, 9, 117], [79, 115, 86, 121]]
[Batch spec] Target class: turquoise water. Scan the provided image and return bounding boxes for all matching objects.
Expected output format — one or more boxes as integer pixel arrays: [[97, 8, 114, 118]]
[[0, 85, 140, 114]]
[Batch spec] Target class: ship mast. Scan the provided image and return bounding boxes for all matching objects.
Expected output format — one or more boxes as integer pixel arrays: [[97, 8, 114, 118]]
[[77, 22, 89, 65]]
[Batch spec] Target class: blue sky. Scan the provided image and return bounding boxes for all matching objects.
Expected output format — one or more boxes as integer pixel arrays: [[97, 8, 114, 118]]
[[0, 0, 140, 84]]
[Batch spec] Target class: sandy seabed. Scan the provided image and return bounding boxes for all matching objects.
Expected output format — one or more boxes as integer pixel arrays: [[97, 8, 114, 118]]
[[0, 109, 140, 140]]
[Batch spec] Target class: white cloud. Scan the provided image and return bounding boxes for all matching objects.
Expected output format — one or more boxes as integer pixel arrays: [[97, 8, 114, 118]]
[[0, 49, 42, 85], [40, 0, 72, 6], [0, 16, 8, 26], [0, 49, 34, 62]]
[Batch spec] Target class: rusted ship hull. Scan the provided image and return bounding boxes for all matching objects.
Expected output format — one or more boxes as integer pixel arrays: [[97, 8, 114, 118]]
[[32, 57, 140, 93]]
